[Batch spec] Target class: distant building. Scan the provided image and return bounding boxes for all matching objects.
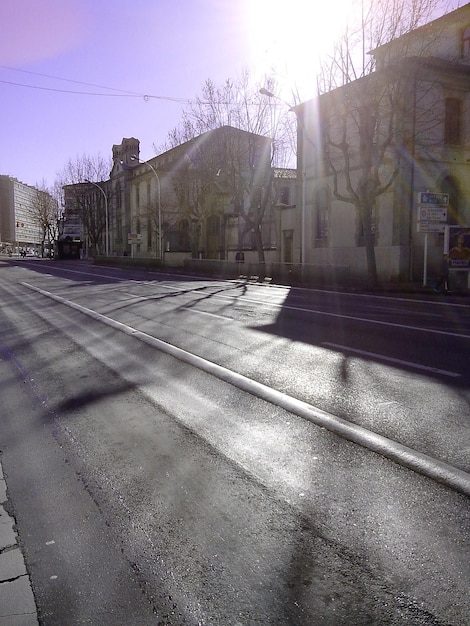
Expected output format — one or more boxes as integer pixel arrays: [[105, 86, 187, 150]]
[[62, 127, 296, 265], [62, 184, 86, 241], [273, 167, 297, 264], [108, 127, 280, 262], [0, 175, 49, 252]]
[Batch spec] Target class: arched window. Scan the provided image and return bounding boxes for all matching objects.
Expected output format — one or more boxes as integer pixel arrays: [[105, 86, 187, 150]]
[[178, 219, 190, 251], [207, 214, 220, 236], [206, 215, 221, 259]]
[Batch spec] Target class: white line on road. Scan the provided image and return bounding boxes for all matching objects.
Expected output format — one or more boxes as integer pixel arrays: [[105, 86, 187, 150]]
[[21, 281, 470, 497], [322, 342, 461, 378], [181, 307, 230, 321], [31, 265, 470, 339]]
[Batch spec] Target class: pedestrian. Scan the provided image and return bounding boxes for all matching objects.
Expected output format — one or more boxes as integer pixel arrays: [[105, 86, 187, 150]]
[[435, 253, 450, 293]]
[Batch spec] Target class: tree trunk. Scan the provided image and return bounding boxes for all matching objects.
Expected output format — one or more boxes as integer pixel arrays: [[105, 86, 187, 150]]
[[253, 225, 266, 265], [360, 205, 378, 287]]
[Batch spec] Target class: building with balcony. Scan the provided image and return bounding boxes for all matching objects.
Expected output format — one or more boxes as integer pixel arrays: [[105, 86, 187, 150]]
[[0, 175, 54, 254]]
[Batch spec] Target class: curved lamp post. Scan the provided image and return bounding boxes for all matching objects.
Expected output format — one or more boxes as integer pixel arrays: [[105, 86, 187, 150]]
[[130, 155, 162, 261], [85, 179, 109, 256], [260, 88, 305, 268]]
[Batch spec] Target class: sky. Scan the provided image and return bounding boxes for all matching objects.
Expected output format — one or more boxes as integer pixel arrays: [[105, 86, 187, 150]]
[[0, 0, 462, 189]]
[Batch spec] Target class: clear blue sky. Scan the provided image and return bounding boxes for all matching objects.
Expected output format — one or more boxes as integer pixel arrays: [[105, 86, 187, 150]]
[[0, 0, 460, 188]]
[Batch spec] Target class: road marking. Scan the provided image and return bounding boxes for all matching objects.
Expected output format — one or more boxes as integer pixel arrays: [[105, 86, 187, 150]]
[[322, 342, 460, 378], [27, 265, 470, 339], [21, 281, 470, 497], [181, 307, 230, 321]]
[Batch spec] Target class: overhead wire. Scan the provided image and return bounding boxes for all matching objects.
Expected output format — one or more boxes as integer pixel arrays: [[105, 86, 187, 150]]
[[0, 64, 191, 103]]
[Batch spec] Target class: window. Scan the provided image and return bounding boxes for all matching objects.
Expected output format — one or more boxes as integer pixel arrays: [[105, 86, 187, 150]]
[[207, 215, 220, 236], [444, 98, 462, 145], [315, 188, 329, 240], [147, 217, 152, 250], [178, 219, 190, 251], [280, 186, 290, 205], [462, 26, 470, 57]]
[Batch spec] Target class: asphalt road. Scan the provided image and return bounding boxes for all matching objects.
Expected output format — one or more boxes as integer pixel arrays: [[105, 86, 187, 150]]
[[0, 258, 469, 625]]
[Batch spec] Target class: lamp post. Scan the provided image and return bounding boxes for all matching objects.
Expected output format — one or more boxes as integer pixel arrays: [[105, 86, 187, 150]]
[[131, 155, 162, 261], [85, 179, 109, 256], [260, 88, 306, 268]]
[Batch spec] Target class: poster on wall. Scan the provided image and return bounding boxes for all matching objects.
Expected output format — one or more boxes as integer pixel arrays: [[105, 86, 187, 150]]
[[448, 228, 470, 268]]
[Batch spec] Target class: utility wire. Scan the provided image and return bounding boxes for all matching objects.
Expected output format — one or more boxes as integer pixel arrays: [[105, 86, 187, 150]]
[[0, 64, 191, 103], [0, 64, 143, 95]]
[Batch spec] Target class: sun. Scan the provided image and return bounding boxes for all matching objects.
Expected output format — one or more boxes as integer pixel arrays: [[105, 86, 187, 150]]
[[244, 0, 352, 100]]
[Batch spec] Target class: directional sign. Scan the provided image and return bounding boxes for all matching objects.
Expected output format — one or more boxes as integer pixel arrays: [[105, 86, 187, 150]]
[[418, 207, 448, 222], [417, 222, 446, 233], [418, 192, 449, 206]]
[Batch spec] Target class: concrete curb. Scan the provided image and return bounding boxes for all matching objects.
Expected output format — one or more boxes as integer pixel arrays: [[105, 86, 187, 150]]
[[0, 460, 39, 625]]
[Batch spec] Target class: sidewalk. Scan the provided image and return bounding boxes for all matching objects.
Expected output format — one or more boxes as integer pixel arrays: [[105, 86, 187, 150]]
[[0, 460, 39, 626]]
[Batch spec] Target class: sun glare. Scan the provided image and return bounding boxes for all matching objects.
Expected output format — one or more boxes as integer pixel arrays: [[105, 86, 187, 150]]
[[244, 0, 352, 100]]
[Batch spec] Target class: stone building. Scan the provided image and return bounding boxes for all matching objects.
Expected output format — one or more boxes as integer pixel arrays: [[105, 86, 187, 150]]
[[295, 4, 470, 283], [107, 127, 277, 263]]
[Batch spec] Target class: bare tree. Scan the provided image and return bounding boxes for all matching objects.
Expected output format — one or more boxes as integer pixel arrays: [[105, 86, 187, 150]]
[[315, 0, 449, 285], [29, 180, 61, 257], [58, 154, 112, 256], [156, 72, 295, 263]]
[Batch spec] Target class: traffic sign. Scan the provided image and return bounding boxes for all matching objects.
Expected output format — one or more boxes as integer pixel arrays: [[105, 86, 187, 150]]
[[417, 222, 446, 233], [418, 207, 447, 222], [418, 192, 449, 206]]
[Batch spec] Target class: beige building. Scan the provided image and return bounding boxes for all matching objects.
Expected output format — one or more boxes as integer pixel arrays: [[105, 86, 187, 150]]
[[295, 5, 470, 283], [108, 127, 283, 264]]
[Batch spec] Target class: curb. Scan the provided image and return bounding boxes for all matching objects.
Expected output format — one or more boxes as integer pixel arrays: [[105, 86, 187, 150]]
[[0, 460, 39, 625]]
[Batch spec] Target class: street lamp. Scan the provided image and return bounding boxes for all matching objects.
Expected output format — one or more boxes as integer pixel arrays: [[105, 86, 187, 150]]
[[130, 155, 162, 261], [85, 179, 109, 256], [260, 87, 306, 268]]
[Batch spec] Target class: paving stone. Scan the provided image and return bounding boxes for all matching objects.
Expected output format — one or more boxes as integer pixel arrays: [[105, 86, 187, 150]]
[[0, 475, 7, 503], [0, 616, 39, 626], [0, 547, 26, 581], [0, 503, 17, 550], [0, 576, 38, 620]]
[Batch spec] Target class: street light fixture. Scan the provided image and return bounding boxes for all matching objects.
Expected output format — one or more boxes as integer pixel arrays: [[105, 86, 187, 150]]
[[259, 87, 275, 98], [130, 155, 162, 261], [85, 179, 109, 256], [260, 87, 306, 268]]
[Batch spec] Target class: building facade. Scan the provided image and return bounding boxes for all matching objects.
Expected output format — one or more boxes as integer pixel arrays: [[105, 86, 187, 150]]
[[0, 175, 55, 254], [103, 127, 283, 263], [61, 127, 296, 267], [295, 4, 470, 282]]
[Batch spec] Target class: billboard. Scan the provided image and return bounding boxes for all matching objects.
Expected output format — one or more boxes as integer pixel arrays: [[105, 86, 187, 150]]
[[448, 227, 470, 268]]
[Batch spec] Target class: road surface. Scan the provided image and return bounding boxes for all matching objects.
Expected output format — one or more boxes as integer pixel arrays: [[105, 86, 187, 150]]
[[0, 258, 468, 625]]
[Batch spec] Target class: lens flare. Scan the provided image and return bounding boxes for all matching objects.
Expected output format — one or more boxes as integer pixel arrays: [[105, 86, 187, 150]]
[[243, 0, 353, 99]]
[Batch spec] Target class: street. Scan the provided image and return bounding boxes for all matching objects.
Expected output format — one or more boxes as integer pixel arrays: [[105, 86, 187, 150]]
[[0, 258, 469, 625]]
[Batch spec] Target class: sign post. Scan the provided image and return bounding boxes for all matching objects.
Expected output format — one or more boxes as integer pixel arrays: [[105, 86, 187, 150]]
[[127, 232, 143, 258], [417, 192, 448, 286]]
